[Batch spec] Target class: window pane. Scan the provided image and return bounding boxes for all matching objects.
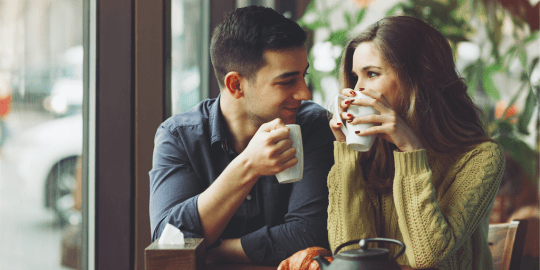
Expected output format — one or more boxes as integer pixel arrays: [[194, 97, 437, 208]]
[[0, 0, 84, 269], [171, 0, 204, 114]]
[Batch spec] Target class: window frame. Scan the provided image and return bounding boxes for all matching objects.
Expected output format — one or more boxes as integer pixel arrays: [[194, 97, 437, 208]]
[[88, 1, 306, 269]]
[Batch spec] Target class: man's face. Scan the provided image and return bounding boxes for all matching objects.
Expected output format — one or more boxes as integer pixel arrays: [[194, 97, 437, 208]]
[[242, 46, 311, 125]]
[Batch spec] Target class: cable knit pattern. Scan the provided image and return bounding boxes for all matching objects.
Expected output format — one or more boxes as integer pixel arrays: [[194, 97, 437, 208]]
[[328, 141, 505, 270]]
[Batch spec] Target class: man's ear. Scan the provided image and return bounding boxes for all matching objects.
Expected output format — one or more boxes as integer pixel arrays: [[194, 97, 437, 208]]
[[224, 72, 243, 99]]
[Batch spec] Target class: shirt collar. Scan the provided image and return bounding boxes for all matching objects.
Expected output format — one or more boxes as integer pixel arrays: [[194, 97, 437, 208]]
[[209, 95, 229, 149]]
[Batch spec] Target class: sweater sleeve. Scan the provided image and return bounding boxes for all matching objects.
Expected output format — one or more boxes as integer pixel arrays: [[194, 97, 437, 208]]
[[393, 142, 505, 268], [327, 142, 377, 252]]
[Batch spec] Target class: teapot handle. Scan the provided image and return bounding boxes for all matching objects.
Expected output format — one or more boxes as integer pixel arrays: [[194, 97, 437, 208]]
[[334, 238, 406, 261]]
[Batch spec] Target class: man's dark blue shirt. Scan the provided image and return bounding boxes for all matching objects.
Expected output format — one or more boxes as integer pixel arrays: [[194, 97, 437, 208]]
[[149, 96, 334, 265]]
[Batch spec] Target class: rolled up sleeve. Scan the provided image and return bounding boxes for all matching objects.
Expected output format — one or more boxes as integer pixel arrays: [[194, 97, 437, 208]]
[[149, 124, 205, 241]]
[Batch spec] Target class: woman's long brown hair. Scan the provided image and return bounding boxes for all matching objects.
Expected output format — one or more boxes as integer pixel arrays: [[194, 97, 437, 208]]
[[339, 16, 493, 192]]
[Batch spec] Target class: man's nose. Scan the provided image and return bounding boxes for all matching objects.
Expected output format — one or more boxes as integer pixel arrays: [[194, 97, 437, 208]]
[[293, 79, 311, 101]]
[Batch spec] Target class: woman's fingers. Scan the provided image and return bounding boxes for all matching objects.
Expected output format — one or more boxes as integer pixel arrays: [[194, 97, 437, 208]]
[[329, 116, 346, 142], [355, 124, 394, 137], [340, 88, 357, 97], [346, 113, 396, 125], [353, 88, 393, 110]]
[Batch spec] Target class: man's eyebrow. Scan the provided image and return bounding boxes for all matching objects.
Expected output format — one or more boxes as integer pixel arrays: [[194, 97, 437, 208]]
[[274, 64, 310, 80]]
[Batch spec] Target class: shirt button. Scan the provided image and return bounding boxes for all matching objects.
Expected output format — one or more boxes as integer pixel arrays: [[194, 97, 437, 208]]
[[246, 195, 252, 200]]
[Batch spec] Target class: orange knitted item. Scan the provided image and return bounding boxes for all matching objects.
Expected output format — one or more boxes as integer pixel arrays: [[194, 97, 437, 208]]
[[277, 247, 334, 270]]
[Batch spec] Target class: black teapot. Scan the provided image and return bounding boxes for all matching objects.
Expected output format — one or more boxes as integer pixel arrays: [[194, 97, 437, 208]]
[[313, 238, 405, 270]]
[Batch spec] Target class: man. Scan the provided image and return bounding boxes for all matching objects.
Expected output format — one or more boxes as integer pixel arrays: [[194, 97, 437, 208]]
[[149, 6, 334, 265]]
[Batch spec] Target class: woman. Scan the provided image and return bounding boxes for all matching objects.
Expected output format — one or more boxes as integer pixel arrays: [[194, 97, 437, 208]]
[[279, 16, 505, 270]]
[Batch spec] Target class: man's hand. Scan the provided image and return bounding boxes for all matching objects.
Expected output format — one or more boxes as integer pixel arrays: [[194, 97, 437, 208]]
[[239, 118, 298, 177], [198, 118, 299, 248]]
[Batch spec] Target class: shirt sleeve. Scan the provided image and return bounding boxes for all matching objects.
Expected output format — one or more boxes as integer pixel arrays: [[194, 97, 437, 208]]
[[393, 142, 505, 268], [149, 124, 205, 241], [327, 142, 378, 253], [240, 113, 335, 265]]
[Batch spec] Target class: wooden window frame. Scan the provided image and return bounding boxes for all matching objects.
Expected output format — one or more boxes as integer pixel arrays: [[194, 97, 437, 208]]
[[88, 1, 306, 269]]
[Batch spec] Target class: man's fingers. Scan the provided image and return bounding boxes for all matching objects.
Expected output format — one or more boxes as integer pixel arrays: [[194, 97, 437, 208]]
[[263, 118, 287, 132], [281, 155, 298, 170], [274, 137, 294, 153], [266, 127, 290, 144]]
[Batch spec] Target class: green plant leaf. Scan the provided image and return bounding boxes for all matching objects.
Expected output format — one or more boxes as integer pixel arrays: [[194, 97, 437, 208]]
[[485, 24, 502, 63], [517, 88, 538, 135], [497, 135, 538, 182], [386, 3, 405, 17], [302, 20, 327, 31], [520, 50, 527, 70], [529, 57, 539, 75], [344, 11, 353, 27], [302, 0, 317, 15], [502, 45, 518, 66], [329, 29, 351, 46], [464, 61, 481, 96], [482, 64, 503, 101], [498, 121, 514, 133], [356, 8, 366, 23], [524, 31, 539, 44]]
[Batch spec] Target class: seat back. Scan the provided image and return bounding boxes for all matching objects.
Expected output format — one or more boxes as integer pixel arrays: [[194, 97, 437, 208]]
[[488, 219, 528, 270]]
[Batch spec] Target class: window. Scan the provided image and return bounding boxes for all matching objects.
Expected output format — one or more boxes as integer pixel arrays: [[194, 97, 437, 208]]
[[0, 0, 84, 269], [170, 0, 208, 115]]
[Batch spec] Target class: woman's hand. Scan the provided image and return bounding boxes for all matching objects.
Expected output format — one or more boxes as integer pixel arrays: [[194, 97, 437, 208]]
[[331, 88, 424, 152], [329, 88, 354, 143]]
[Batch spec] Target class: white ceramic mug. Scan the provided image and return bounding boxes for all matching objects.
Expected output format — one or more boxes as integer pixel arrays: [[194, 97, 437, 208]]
[[275, 124, 303, 184], [334, 91, 379, 152]]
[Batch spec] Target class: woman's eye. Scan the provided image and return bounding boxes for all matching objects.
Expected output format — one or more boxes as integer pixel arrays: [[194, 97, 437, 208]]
[[367, 71, 378, 78]]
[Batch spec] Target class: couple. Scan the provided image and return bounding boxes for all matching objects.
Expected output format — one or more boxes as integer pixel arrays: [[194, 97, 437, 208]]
[[149, 6, 504, 270]]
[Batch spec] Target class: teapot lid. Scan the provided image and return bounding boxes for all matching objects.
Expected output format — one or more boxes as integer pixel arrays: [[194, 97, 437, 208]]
[[337, 247, 390, 261], [333, 238, 406, 262]]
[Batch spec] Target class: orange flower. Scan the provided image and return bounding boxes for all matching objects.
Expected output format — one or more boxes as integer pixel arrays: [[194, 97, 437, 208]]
[[350, 0, 374, 8], [495, 100, 518, 122]]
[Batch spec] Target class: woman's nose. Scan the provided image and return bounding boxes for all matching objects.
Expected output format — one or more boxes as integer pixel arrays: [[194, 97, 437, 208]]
[[354, 79, 364, 92]]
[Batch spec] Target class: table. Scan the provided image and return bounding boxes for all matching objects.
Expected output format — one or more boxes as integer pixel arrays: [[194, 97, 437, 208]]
[[205, 264, 434, 270], [145, 239, 437, 270], [206, 263, 276, 270]]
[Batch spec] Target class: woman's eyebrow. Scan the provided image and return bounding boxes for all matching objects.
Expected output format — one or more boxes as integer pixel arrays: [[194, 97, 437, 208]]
[[362, 65, 382, 71]]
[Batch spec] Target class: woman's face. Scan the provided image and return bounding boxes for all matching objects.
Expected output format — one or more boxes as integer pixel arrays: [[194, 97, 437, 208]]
[[351, 42, 402, 110]]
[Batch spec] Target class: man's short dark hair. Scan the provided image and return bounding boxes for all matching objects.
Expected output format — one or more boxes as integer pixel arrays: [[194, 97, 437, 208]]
[[210, 6, 307, 89]]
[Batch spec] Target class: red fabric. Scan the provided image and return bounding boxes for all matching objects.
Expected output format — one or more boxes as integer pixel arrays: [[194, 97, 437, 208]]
[[0, 96, 11, 117]]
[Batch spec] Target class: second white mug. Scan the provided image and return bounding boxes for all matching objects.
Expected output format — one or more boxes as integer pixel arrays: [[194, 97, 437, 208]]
[[334, 91, 379, 152], [275, 124, 304, 184]]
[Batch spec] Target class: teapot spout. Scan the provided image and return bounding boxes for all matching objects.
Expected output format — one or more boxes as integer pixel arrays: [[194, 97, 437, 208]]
[[313, 255, 330, 270]]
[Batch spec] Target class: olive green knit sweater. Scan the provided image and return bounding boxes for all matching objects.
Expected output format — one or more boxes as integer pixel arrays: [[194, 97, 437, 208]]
[[328, 141, 505, 270]]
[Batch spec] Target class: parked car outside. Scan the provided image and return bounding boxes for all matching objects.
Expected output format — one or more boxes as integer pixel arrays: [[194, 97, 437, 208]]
[[11, 68, 53, 104], [44, 45, 83, 117], [1, 113, 82, 225]]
